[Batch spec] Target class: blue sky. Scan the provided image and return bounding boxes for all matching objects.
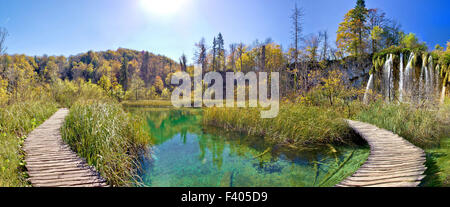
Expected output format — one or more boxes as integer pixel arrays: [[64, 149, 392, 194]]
[[0, 0, 449, 62]]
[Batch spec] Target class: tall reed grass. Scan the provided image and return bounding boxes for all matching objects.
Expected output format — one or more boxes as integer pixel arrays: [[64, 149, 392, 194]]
[[203, 103, 358, 148], [61, 100, 150, 186], [356, 102, 447, 148], [0, 101, 58, 186]]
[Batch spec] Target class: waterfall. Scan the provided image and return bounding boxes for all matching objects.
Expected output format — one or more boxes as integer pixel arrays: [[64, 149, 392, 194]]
[[399, 53, 404, 102], [419, 56, 426, 100], [418, 55, 435, 100], [427, 55, 434, 97], [441, 85, 447, 104], [404, 52, 415, 101], [436, 64, 441, 93], [383, 54, 394, 102], [369, 53, 440, 103], [363, 74, 374, 104]]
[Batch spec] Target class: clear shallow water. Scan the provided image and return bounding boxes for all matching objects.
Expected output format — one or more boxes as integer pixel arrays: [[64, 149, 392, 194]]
[[128, 108, 368, 187]]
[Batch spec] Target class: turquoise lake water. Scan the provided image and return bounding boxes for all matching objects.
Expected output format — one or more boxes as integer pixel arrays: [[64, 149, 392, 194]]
[[128, 108, 368, 187]]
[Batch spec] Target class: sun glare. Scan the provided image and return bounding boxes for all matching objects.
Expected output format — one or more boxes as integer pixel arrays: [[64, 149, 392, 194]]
[[139, 0, 188, 17]]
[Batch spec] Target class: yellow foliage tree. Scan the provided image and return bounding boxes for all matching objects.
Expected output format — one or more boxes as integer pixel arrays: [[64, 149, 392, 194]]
[[0, 76, 9, 105], [336, 7, 369, 56]]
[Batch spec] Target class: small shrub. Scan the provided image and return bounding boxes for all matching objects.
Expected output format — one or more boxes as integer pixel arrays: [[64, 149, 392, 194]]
[[51, 79, 109, 108]]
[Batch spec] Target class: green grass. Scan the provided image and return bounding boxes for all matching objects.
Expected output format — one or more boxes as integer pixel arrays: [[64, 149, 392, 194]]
[[355, 102, 446, 148], [421, 99, 450, 187], [61, 100, 150, 186], [203, 103, 360, 148], [422, 138, 450, 187], [0, 101, 58, 187]]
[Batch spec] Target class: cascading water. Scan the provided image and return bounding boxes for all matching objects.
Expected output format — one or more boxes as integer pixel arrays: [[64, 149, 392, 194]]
[[437, 64, 446, 104], [383, 54, 394, 102], [428, 55, 434, 97], [442, 85, 447, 104], [436, 64, 441, 96], [369, 52, 443, 104], [363, 74, 374, 104], [419, 56, 425, 100], [403, 52, 415, 101], [399, 53, 404, 102]]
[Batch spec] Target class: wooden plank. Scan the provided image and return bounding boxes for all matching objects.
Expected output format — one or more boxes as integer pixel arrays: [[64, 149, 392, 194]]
[[29, 170, 100, 178], [340, 175, 425, 186], [364, 160, 426, 166], [356, 167, 426, 174], [363, 181, 421, 187], [24, 109, 108, 187], [346, 174, 425, 182], [337, 120, 426, 187], [354, 168, 426, 176]]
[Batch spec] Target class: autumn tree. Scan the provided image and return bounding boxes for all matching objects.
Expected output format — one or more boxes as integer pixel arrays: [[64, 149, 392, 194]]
[[261, 44, 266, 72], [119, 57, 129, 90], [4, 55, 37, 101], [153, 75, 164, 94], [400, 33, 428, 51], [0, 75, 8, 105], [304, 34, 320, 62], [98, 75, 112, 92], [228, 43, 237, 72], [71, 61, 87, 80], [237, 43, 245, 72], [336, 0, 369, 56], [435, 44, 444, 51], [127, 73, 145, 100], [43, 60, 59, 83], [264, 43, 285, 73], [367, 8, 387, 53], [212, 37, 217, 71], [216, 33, 225, 71], [370, 26, 384, 53], [382, 20, 403, 47], [141, 51, 151, 86], [353, 0, 368, 54], [194, 38, 208, 72]]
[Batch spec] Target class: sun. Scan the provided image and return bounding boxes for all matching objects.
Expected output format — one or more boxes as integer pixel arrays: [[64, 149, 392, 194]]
[[139, 0, 189, 17]]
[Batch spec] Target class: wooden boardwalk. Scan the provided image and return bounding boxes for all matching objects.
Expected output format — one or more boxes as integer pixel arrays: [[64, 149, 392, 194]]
[[23, 109, 107, 187], [337, 120, 427, 187]]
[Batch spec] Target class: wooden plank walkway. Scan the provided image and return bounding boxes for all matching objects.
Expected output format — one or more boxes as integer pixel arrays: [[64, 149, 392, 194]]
[[23, 109, 108, 187], [337, 120, 427, 187]]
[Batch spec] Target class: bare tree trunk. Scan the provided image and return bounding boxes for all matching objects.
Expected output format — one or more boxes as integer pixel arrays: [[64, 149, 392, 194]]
[[0, 28, 8, 55], [261, 45, 266, 72], [291, 3, 303, 92]]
